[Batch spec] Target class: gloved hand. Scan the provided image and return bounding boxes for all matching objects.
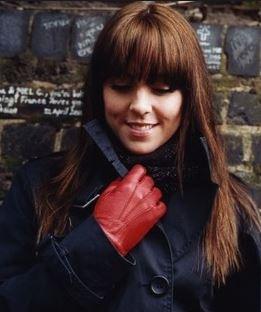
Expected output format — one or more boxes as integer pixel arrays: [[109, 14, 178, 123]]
[[93, 164, 166, 256]]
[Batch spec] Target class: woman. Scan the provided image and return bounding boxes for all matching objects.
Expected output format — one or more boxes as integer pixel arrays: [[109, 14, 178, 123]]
[[0, 2, 260, 311]]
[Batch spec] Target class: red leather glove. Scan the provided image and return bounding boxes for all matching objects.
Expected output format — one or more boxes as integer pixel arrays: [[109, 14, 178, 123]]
[[93, 164, 166, 256]]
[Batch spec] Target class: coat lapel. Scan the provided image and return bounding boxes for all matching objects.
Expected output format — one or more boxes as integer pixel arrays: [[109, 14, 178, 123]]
[[160, 181, 219, 262]]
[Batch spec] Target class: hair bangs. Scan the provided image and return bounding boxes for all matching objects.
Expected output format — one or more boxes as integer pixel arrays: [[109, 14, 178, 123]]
[[100, 15, 187, 91]]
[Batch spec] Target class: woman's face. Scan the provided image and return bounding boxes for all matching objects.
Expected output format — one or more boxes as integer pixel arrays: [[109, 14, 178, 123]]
[[103, 78, 183, 154]]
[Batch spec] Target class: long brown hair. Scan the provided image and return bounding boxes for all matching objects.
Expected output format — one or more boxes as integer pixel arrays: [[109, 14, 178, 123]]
[[36, 2, 260, 285]]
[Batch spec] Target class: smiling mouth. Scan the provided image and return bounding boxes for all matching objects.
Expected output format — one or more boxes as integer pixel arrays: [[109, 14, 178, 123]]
[[125, 122, 159, 138], [126, 122, 158, 130]]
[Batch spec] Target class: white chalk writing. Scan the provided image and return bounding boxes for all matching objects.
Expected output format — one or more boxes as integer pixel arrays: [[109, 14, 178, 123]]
[[75, 17, 105, 58], [0, 86, 83, 117], [230, 30, 255, 69], [196, 25, 222, 71], [43, 19, 70, 30]]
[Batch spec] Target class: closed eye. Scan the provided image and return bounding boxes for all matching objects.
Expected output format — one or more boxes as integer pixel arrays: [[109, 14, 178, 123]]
[[111, 85, 132, 91], [111, 83, 173, 96], [110, 84, 173, 95], [152, 88, 171, 95]]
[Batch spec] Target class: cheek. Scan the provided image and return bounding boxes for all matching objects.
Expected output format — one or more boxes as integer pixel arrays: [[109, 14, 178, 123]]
[[105, 105, 124, 123], [167, 92, 183, 119], [103, 89, 127, 118], [160, 99, 182, 121], [103, 90, 118, 119]]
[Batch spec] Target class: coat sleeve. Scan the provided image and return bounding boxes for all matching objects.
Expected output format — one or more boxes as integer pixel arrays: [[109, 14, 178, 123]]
[[0, 162, 136, 312]]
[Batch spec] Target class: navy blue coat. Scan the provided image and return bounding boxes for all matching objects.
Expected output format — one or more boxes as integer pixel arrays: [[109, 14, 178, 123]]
[[0, 137, 260, 312]]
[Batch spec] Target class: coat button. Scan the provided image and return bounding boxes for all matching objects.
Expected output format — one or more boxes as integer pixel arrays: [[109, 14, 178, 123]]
[[150, 275, 170, 296]]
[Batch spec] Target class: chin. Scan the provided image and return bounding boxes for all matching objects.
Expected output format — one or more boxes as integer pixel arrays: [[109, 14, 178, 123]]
[[124, 142, 158, 155]]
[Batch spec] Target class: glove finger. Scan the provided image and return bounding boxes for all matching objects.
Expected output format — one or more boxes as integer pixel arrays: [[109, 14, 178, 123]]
[[101, 177, 121, 196], [154, 201, 167, 217], [125, 175, 155, 208], [137, 175, 155, 195], [136, 187, 162, 211], [122, 164, 147, 185], [149, 187, 163, 203]]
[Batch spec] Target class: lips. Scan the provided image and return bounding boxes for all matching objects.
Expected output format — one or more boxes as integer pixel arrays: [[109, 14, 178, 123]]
[[126, 122, 158, 130], [125, 121, 158, 138]]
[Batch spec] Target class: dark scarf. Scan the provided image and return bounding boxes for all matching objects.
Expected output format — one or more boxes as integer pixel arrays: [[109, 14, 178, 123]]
[[105, 126, 211, 196]]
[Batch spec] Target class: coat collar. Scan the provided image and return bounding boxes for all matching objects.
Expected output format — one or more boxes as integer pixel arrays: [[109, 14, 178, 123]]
[[73, 120, 218, 209]]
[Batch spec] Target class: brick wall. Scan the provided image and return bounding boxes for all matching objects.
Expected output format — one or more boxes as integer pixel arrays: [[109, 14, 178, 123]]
[[0, 1, 260, 206]]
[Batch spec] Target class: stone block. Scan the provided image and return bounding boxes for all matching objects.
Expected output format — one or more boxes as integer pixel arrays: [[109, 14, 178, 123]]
[[251, 188, 261, 209], [1, 123, 56, 167], [0, 86, 83, 120], [213, 92, 226, 124], [192, 23, 223, 73], [71, 13, 112, 61], [225, 26, 260, 77], [252, 135, 261, 177], [60, 127, 80, 151], [227, 92, 261, 126], [0, 10, 29, 57], [222, 134, 243, 165], [252, 135, 261, 165], [31, 13, 71, 59]]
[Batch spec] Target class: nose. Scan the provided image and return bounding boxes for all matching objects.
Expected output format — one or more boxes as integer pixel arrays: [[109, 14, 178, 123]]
[[128, 85, 152, 116]]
